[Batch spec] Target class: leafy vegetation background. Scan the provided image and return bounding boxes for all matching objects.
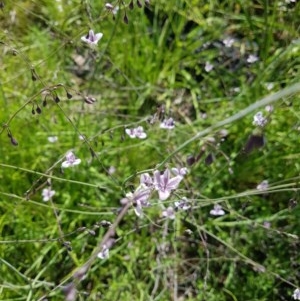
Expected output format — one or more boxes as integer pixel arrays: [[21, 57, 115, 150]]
[[0, 0, 299, 300]]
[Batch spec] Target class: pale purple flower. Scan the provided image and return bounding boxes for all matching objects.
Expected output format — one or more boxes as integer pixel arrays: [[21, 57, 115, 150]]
[[223, 37, 235, 48], [62, 151, 81, 168], [171, 167, 188, 177], [42, 188, 55, 202], [162, 206, 176, 220], [97, 245, 109, 259], [293, 288, 300, 300], [160, 118, 175, 130], [125, 126, 147, 139], [126, 184, 151, 218], [247, 54, 259, 63], [153, 169, 183, 201], [48, 136, 58, 143], [205, 61, 214, 72], [81, 30, 103, 46], [253, 111, 267, 127], [140, 173, 153, 187], [257, 180, 269, 191], [174, 197, 190, 211], [210, 204, 225, 216]]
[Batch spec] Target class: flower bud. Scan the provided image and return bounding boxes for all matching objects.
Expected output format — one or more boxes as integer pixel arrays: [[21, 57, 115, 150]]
[[186, 155, 195, 166], [84, 96, 96, 104], [10, 136, 18, 146], [55, 96, 60, 103], [31, 69, 38, 81], [137, 0, 142, 7]]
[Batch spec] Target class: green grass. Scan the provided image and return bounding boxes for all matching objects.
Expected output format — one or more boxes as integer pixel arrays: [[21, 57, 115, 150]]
[[0, 0, 300, 300]]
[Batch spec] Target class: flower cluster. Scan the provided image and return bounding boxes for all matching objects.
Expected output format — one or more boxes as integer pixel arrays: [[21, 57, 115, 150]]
[[121, 167, 188, 218]]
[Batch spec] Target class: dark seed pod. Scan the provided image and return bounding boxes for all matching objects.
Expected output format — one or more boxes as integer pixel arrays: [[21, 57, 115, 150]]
[[0, 2, 4, 10], [186, 155, 196, 166], [42, 99, 47, 107], [137, 0, 142, 7], [31, 69, 38, 81], [10, 137, 18, 146], [32, 108, 36, 115], [205, 153, 215, 165], [129, 0, 134, 9], [55, 96, 60, 103], [123, 13, 129, 24], [36, 106, 42, 114], [66, 92, 73, 99]]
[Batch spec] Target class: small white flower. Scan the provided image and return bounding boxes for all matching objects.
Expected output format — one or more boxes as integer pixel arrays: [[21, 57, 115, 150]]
[[247, 54, 259, 64], [81, 30, 103, 46], [79, 134, 85, 141], [125, 126, 147, 139], [97, 245, 109, 259], [257, 180, 269, 191], [292, 288, 300, 300], [62, 152, 81, 168], [174, 197, 190, 211], [265, 82, 274, 91], [48, 136, 58, 143], [108, 166, 116, 175], [205, 61, 214, 72], [160, 118, 175, 130], [210, 204, 225, 216], [223, 37, 235, 48], [42, 188, 55, 202], [253, 111, 267, 127], [162, 206, 176, 219]]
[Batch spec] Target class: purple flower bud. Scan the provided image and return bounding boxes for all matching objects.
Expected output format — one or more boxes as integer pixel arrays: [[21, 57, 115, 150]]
[[10, 137, 18, 146], [84, 96, 96, 104], [186, 155, 195, 166]]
